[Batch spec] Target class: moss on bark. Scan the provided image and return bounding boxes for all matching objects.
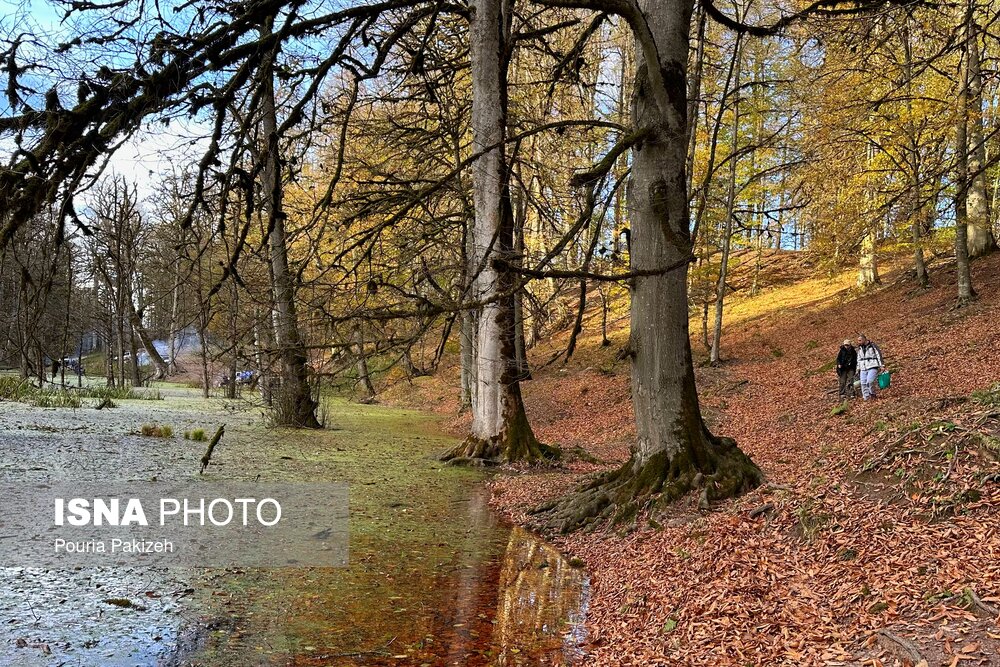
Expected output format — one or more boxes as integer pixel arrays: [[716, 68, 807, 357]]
[[441, 393, 559, 465], [531, 427, 761, 533]]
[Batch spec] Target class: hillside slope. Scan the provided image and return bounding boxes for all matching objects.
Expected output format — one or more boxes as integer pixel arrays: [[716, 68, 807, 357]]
[[388, 251, 1000, 666]]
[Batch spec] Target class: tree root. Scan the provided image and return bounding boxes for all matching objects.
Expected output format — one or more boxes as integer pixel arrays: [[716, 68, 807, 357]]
[[956, 587, 1000, 618], [440, 427, 559, 466], [874, 630, 923, 665], [531, 434, 762, 533], [444, 456, 498, 467]]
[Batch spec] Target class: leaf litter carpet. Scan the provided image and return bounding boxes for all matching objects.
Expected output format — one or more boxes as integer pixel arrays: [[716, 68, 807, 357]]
[[485, 255, 1000, 666]]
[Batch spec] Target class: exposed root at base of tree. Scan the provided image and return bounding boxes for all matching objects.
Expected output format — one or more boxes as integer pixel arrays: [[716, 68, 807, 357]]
[[441, 434, 559, 466], [530, 435, 763, 533], [953, 294, 977, 309], [441, 413, 559, 466], [874, 630, 924, 665]]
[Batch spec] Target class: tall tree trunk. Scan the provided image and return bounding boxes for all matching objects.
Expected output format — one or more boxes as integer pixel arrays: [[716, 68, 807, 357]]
[[459, 214, 475, 412], [710, 42, 742, 366], [353, 326, 375, 402], [459, 310, 475, 412], [60, 249, 72, 387], [598, 281, 610, 347], [857, 228, 880, 288], [512, 183, 531, 380], [129, 330, 140, 387], [902, 19, 929, 288], [965, 9, 996, 258], [259, 19, 320, 428], [196, 255, 211, 399], [167, 239, 183, 376], [442, 0, 553, 464], [254, 311, 273, 405], [104, 321, 115, 387], [128, 307, 169, 380], [116, 310, 126, 387], [685, 1, 706, 197], [956, 17, 977, 306], [536, 0, 761, 532]]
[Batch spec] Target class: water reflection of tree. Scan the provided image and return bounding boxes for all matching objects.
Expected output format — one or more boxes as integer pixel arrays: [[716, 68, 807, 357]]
[[493, 526, 589, 665]]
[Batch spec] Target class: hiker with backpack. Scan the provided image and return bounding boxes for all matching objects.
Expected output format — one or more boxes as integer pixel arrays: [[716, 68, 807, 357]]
[[836, 339, 857, 399], [857, 334, 885, 401]]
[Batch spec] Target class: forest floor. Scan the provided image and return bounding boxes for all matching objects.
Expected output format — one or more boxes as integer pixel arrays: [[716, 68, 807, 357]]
[[385, 249, 1000, 666]]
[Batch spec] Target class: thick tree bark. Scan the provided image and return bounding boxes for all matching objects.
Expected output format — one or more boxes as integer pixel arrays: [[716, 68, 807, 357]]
[[442, 0, 553, 464], [534, 0, 761, 532], [259, 20, 320, 428]]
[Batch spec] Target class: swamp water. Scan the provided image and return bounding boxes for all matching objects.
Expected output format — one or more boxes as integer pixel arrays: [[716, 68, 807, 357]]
[[0, 387, 588, 666]]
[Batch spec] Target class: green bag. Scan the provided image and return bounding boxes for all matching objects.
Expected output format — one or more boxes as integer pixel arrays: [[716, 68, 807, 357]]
[[877, 371, 891, 390]]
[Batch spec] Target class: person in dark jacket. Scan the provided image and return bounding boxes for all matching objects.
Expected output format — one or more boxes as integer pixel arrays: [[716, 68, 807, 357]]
[[836, 339, 857, 399]]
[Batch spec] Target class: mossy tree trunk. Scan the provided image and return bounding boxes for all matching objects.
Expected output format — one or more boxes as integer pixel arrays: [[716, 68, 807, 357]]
[[442, 0, 553, 465], [534, 0, 761, 531]]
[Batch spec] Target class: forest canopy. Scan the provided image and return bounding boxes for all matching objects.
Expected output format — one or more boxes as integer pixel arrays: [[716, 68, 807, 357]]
[[1, 0, 996, 523]]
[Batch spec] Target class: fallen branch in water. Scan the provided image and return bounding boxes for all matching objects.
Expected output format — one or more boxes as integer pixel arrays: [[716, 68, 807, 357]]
[[199, 425, 225, 474]]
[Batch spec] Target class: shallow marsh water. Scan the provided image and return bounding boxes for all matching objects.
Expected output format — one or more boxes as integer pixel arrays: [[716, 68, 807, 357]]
[[0, 386, 587, 666]]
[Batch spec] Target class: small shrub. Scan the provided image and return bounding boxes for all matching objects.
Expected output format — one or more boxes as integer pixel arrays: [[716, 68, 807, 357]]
[[794, 501, 831, 542], [183, 431, 190, 440], [0, 378, 161, 405], [139, 423, 173, 438], [0, 376, 35, 401], [971, 382, 1000, 407], [77, 386, 162, 401], [190, 428, 206, 442], [32, 393, 82, 408]]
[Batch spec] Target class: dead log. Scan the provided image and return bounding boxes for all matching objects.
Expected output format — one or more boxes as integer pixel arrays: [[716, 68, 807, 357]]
[[199, 425, 225, 474]]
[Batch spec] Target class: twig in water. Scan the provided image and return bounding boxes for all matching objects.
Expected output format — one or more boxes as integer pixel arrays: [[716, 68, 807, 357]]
[[199, 425, 226, 474]]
